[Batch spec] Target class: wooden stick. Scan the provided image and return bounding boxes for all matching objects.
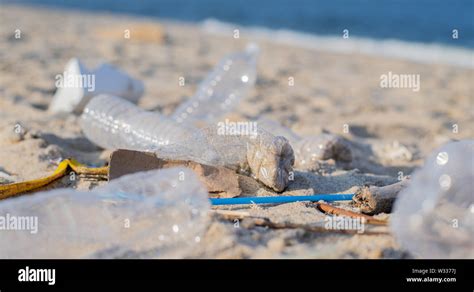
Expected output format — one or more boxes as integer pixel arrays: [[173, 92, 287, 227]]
[[212, 208, 388, 235], [210, 210, 251, 220], [314, 202, 387, 225], [352, 179, 410, 215], [249, 217, 388, 235]]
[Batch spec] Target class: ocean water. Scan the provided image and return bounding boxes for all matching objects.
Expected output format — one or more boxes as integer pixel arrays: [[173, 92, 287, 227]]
[[5, 0, 474, 48], [3, 0, 474, 67]]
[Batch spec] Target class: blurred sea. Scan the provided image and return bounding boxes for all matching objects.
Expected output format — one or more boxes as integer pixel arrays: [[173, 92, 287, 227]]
[[3, 0, 474, 66]]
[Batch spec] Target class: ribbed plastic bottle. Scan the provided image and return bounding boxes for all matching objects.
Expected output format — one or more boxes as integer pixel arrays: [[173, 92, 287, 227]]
[[81, 94, 191, 150], [391, 140, 474, 258], [0, 167, 210, 258], [171, 44, 259, 125], [80, 94, 220, 165]]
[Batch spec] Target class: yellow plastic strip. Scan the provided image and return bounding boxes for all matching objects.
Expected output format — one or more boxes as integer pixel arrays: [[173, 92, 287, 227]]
[[0, 159, 108, 200], [68, 159, 108, 176]]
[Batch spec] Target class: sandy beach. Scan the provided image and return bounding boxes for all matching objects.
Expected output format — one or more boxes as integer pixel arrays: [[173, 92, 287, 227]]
[[0, 5, 472, 258]]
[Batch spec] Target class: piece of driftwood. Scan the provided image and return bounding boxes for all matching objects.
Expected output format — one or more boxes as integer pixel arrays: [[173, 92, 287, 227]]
[[109, 149, 242, 198], [352, 179, 410, 215]]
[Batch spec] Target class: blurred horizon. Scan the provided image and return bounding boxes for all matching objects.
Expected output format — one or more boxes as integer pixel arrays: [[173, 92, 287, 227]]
[[2, 0, 474, 48]]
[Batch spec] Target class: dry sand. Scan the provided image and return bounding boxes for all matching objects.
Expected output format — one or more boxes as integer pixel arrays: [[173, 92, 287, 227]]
[[0, 5, 472, 258]]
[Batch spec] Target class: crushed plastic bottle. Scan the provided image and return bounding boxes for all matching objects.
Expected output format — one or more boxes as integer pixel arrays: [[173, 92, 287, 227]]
[[0, 167, 210, 259], [198, 124, 294, 191], [81, 95, 294, 191], [293, 134, 352, 167], [171, 44, 259, 125], [391, 140, 474, 259], [257, 118, 352, 169]]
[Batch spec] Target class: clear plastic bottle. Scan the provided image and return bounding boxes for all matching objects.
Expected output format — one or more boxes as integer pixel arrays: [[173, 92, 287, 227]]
[[80, 94, 219, 165], [171, 44, 259, 125], [391, 140, 474, 258], [0, 167, 210, 259], [81, 94, 191, 150], [293, 134, 352, 168], [81, 95, 294, 191]]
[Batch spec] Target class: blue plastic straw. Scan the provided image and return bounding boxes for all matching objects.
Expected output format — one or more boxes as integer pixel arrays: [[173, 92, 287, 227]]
[[209, 194, 353, 205]]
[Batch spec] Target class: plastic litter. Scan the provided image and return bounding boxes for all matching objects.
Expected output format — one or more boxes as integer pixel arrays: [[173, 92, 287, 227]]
[[79, 46, 294, 191], [171, 44, 259, 125], [80, 94, 219, 165], [391, 140, 474, 258], [81, 94, 191, 150], [0, 167, 210, 258], [210, 194, 353, 205], [49, 58, 144, 114], [0, 159, 107, 200], [81, 95, 295, 191]]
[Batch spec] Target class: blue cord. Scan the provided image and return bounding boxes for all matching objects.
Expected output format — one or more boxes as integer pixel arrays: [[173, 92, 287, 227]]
[[210, 194, 353, 205]]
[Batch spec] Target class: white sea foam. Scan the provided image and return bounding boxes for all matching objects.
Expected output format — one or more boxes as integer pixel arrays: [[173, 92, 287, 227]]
[[202, 19, 474, 69]]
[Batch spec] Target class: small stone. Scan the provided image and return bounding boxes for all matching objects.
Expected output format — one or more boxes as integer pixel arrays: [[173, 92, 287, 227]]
[[2, 122, 28, 143], [0, 171, 16, 184]]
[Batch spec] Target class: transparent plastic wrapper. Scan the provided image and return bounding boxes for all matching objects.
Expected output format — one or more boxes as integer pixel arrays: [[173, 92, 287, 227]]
[[257, 118, 352, 169], [171, 44, 259, 125], [81, 95, 294, 191], [391, 140, 474, 259], [0, 167, 210, 259], [49, 58, 144, 114]]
